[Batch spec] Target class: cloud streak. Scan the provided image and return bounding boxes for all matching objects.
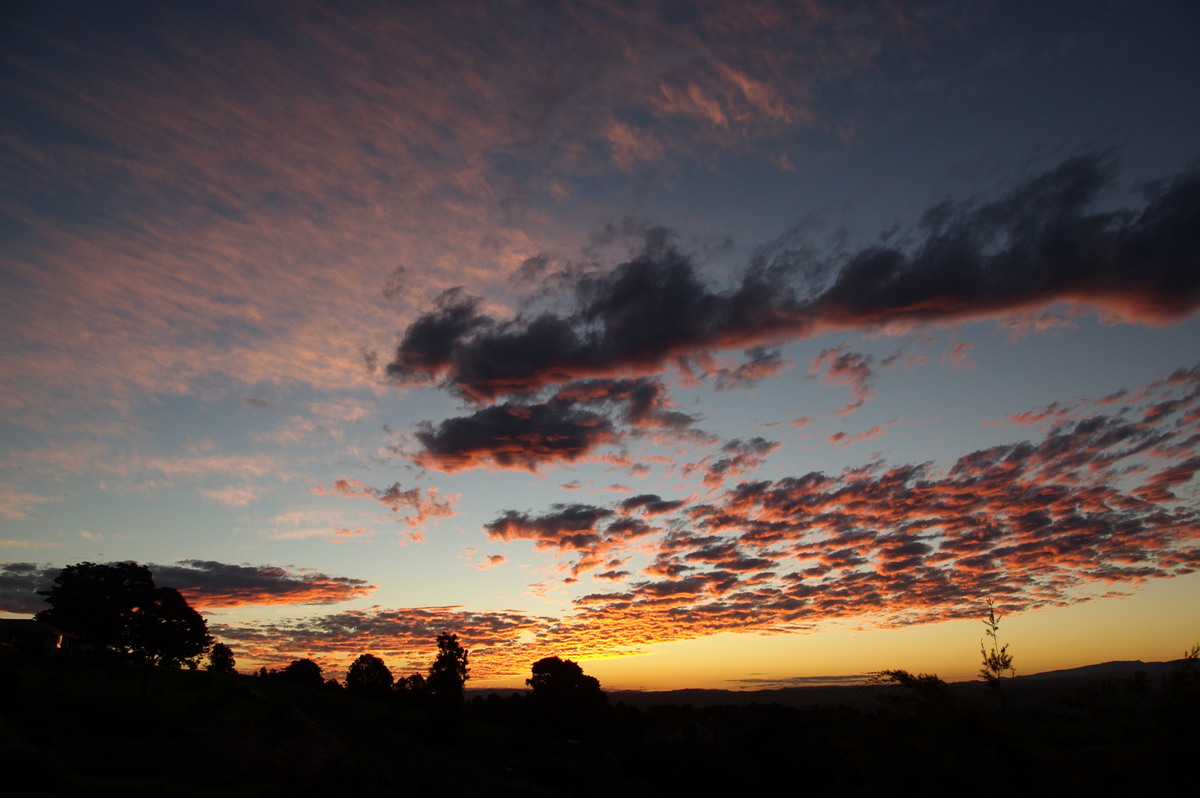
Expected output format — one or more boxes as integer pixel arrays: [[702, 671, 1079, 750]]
[[390, 156, 1200, 408], [0, 560, 377, 614]]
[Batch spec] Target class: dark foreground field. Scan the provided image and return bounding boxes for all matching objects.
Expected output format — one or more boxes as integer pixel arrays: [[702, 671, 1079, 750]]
[[2, 651, 1196, 797]]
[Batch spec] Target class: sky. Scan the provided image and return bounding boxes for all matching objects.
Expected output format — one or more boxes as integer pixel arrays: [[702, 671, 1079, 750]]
[[2, 0, 1199, 691]]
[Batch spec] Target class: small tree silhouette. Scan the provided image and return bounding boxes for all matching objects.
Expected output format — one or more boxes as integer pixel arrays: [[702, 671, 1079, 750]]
[[979, 601, 1014, 709], [207, 642, 237, 674], [427, 633, 469, 701]]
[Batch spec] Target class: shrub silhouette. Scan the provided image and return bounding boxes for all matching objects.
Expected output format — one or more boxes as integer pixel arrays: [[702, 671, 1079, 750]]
[[278, 658, 324, 689]]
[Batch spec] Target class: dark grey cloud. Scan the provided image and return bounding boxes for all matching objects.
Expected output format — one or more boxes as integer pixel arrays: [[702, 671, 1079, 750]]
[[412, 376, 698, 472], [152, 560, 377, 608], [0, 562, 53, 614], [619, 493, 686, 515], [0, 560, 377, 613], [389, 155, 1200, 401], [413, 399, 616, 473]]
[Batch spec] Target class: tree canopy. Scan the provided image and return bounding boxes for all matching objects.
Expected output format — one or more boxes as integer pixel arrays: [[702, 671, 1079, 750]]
[[427, 633, 469, 700], [527, 656, 604, 698], [207, 642, 237, 674], [37, 561, 155, 652], [346, 653, 393, 697], [278, 658, 325, 689], [527, 656, 608, 737], [36, 561, 210, 667], [127, 586, 211, 668]]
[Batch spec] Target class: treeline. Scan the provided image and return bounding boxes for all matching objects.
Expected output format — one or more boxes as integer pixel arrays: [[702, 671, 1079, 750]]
[[249, 640, 610, 739]]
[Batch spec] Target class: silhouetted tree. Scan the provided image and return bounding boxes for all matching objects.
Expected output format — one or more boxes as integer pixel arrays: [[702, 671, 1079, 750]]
[[868, 669, 954, 712], [528, 656, 605, 700], [278, 658, 324, 689], [207, 642, 237, 674], [427, 633, 469, 701], [127, 586, 211, 668], [527, 656, 608, 736], [397, 672, 428, 694], [394, 672, 429, 707], [346, 653, 393, 697], [979, 601, 1014, 709], [36, 561, 155, 652]]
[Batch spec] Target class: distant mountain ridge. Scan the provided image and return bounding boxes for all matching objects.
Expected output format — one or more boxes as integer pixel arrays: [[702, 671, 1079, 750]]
[[1015, 659, 1180, 681]]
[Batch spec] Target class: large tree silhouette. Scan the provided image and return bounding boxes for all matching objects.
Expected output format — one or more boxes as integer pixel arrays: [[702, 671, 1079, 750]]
[[37, 561, 155, 652], [127, 586, 211, 668], [346, 653, 394, 697], [527, 656, 608, 736], [37, 562, 210, 669]]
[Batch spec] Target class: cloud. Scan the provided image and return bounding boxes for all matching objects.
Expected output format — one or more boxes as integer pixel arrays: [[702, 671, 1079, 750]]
[[414, 400, 617, 473], [476, 554, 506, 570], [34, 361, 1183, 681], [485, 502, 659, 577], [0, 562, 54, 614], [619, 494, 687, 516], [389, 156, 1200, 403], [1, 557, 378, 617], [331, 528, 375, 544], [151, 560, 377, 609], [199, 485, 261, 508], [213, 605, 556, 679], [410, 377, 696, 473], [810, 345, 878, 417], [939, 340, 978, 371], [455, 363, 1200, 663], [315, 480, 458, 528], [828, 422, 894, 447], [0, 488, 57, 520], [712, 347, 792, 391], [810, 155, 1200, 330], [684, 436, 781, 490]]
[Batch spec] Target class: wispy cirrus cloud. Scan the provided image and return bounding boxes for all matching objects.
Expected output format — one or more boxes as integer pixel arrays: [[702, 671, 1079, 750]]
[[2, 0, 948, 427]]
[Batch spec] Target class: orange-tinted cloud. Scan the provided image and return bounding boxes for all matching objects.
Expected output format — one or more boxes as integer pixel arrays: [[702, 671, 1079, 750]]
[[0, 560, 378, 615], [154, 561, 377, 609], [810, 346, 878, 417], [315, 480, 457, 528], [132, 362, 1198, 679]]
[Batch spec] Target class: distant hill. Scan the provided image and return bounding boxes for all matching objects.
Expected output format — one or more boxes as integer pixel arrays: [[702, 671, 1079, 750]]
[[1015, 659, 1179, 681], [591, 658, 1193, 711]]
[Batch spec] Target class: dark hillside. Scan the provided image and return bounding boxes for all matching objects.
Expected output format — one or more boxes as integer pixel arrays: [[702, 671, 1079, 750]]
[[2, 650, 1197, 796]]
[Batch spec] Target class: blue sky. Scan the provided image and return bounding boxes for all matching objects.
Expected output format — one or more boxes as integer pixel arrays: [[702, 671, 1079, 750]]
[[2, 0, 1198, 688]]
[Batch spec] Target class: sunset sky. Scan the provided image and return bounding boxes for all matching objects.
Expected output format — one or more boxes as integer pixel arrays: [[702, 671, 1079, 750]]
[[3, 0, 1199, 690]]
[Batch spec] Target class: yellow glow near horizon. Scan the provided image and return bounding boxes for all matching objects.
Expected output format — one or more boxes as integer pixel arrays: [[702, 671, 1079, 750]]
[[472, 572, 1200, 691]]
